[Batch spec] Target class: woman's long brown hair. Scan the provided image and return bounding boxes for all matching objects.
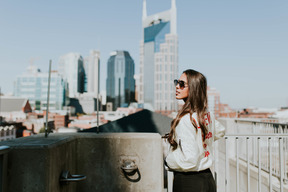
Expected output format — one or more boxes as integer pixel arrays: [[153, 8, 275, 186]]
[[168, 69, 208, 150]]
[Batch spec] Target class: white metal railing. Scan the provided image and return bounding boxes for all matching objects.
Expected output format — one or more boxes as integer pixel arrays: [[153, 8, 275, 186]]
[[225, 134, 288, 192], [0, 126, 16, 141], [225, 119, 288, 192], [165, 119, 288, 192]]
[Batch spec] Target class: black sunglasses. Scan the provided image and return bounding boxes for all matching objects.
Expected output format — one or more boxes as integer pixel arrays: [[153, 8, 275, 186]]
[[174, 79, 188, 88]]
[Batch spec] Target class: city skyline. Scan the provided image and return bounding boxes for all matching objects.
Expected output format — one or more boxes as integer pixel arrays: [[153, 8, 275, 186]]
[[0, 0, 287, 109]]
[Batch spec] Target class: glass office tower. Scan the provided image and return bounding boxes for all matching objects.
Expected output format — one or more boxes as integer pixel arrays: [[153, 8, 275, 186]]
[[84, 50, 100, 96], [139, 0, 178, 111], [58, 53, 86, 98], [106, 51, 135, 111], [14, 65, 67, 110]]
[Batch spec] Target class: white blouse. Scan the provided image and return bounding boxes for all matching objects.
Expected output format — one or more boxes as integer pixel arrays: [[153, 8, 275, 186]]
[[165, 112, 225, 172]]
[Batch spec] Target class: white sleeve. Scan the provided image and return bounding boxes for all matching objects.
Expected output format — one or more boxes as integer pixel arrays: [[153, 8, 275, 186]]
[[211, 112, 225, 141], [165, 115, 200, 171]]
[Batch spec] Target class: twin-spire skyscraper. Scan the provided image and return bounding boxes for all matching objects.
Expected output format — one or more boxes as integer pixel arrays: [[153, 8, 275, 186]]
[[138, 0, 178, 111]]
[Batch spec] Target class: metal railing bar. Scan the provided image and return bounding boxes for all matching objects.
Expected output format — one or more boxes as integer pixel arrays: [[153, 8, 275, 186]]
[[269, 137, 272, 192], [225, 137, 229, 192], [258, 137, 261, 192], [234, 119, 288, 127], [238, 156, 283, 181], [236, 137, 239, 192], [226, 135, 288, 184], [284, 137, 288, 181], [279, 138, 283, 192], [225, 134, 288, 137], [247, 137, 250, 192]]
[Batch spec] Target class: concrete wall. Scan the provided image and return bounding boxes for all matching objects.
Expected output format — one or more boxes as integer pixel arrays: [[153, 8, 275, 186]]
[[0, 133, 163, 192], [1, 134, 77, 192], [76, 133, 163, 191]]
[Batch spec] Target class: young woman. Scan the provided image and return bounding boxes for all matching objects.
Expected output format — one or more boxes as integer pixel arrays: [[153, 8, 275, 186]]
[[164, 69, 225, 192]]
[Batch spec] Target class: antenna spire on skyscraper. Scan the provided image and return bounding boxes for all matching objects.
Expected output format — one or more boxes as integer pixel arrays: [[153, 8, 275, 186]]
[[142, 0, 147, 20], [171, 0, 176, 9]]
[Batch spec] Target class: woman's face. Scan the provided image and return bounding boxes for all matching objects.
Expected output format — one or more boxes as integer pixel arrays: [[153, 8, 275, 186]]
[[175, 73, 189, 100]]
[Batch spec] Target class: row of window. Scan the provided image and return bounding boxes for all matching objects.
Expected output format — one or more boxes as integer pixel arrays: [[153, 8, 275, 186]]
[[155, 73, 176, 82], [155, 64, 176, 72], [155, 92, 175, 101], [18, 77, 61, 82], [155, 102, 175, 111], [155, 83, 175, 91]]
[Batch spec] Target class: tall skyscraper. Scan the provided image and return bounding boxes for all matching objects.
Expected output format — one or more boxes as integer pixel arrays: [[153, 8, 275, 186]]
[[84, 50, 100, 96], [14, 65, 68, 110], [106, 51, 135, 111], [139, 0, 178, 111], [58, 53, 86, 98]]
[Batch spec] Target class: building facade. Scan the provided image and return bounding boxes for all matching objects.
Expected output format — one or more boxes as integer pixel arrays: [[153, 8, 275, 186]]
[[138, 0, 178, 111], [106, 51, 135, 111], [14, 65, 67, 110], [207, 86, 221, 118], [58, 53, 86, 98], [84, 50, 100, 96]]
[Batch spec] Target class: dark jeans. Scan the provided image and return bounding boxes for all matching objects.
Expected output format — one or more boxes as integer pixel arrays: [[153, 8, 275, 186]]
[[173, 169, 216, 192]]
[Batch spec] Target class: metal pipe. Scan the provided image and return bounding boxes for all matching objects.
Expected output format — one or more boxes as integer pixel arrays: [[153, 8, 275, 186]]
[[225, 137, 229, 192], [269, 137, 272, 192], [258, 137, 261, 192], [0, 87, 1, 116], [236, 137, 239, 192], [247, 137, 250, 192], [279, 137, 283, 192], [235, 119, 287, 127], [225, 134, 288, 137], [45, 60, 52, 138], [96, 60, 100, 133]]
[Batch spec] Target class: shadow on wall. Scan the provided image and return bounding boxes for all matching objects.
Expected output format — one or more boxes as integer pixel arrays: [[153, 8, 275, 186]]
[[80, 109, 172, 135], [80, 109, 172, 190]]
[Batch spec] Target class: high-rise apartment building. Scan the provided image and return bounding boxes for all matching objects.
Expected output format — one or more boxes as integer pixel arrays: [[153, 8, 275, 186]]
[[14, 65, 67, 110], [106, 51, 135, 111], [207, 86, 221, 118], [84, 50, 100, 96], [58, 53, 86, 98], [138, 0, 178, 111]]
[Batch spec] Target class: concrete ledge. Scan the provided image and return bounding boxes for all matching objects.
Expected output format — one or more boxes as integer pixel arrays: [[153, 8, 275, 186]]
[[0, 132, 163, 192]]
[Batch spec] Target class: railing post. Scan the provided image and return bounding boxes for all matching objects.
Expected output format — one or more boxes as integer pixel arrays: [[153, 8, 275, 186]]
[[268, 137, 272, 192], [236, 137, 239, 192], [279, 137, 283, 192], [258, 137, 261, 192], [225, 136, 229, 192], [167, 171, 173, 192], [247, 137, 250, 192]]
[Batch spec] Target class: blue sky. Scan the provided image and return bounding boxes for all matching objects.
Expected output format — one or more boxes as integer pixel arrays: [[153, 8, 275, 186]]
[[0, 0, 287, 109]]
